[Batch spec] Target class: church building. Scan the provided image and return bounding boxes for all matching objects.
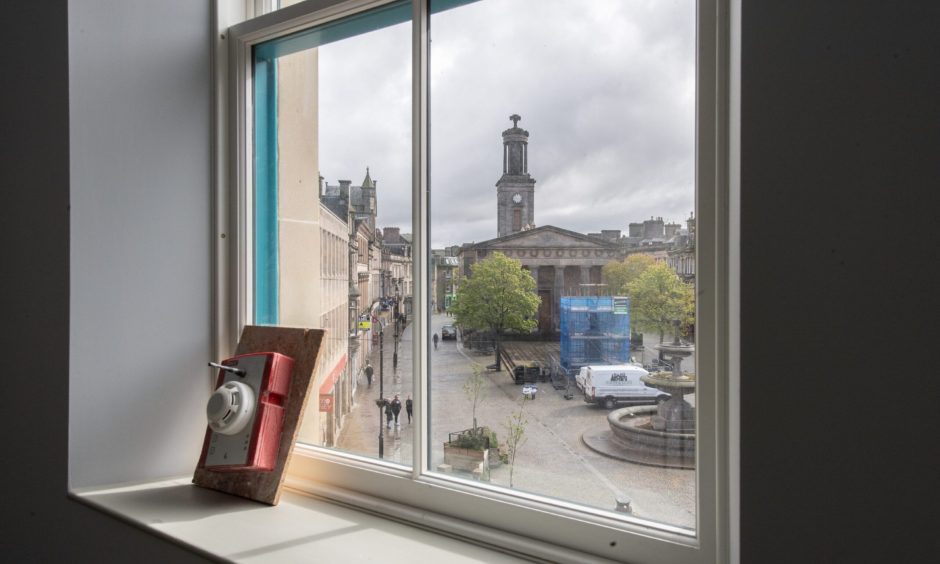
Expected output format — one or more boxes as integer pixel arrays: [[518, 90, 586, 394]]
[[459, 115, 638, 334]]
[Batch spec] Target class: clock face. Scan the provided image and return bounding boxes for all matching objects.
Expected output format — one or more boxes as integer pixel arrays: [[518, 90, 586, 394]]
[[512, 193, 522, 204]]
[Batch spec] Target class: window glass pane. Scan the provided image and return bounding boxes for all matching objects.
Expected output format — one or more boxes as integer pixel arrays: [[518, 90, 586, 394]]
[[253, 2, 413, 464], [429, 0, 696, 531]]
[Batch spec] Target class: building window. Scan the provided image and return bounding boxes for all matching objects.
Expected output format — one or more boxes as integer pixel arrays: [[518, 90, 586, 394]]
[[227, 0, 730, 562]]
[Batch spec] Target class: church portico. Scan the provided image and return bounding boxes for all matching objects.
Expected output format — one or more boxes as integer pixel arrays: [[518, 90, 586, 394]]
[[459, 225, 624, 334]]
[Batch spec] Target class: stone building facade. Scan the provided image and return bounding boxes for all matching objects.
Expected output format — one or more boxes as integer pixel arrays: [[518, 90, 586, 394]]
[[460, 227, 670, 334], [458, 115, 690, 334], [381, 226, 413, 314], [431, 248, 459, 313], [308, 202, 353, 447]]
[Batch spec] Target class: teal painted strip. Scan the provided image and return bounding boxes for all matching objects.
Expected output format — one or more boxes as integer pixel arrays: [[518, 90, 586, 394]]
[[252, 0, 479, 61], [254, 53, 278, 325], [255, 1, 411, 61], [250, 0, 481, 326]]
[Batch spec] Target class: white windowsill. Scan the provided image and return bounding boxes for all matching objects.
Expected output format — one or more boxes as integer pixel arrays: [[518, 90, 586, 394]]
[[71, 477, 530, 563]]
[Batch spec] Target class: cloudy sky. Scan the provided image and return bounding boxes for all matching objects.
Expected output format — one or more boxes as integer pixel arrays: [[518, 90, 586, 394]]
[[317, 0, 694, 248]]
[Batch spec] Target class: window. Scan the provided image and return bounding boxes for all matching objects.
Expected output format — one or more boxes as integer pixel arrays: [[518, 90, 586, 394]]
[[226, 1, 731, 562]]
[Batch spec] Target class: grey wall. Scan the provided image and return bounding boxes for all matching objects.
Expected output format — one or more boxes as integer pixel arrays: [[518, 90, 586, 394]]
[[1, 1, 211, 562], [1, 1, 937, 562], [68, 0, 213, 488], [739, 2, 939, 562]]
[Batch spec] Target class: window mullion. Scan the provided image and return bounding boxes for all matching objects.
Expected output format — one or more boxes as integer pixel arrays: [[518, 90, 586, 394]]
[[411, 0, 429, 479]]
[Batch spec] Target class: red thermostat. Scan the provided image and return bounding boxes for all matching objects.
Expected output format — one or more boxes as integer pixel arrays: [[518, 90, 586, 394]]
[[196, 352, 294, 472]]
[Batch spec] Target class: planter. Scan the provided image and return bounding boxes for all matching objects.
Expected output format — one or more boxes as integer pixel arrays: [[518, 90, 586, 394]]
[[443, 444, 489, 473]]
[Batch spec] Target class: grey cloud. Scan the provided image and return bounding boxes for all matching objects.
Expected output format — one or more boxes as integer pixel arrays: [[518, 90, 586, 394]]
[[316, 0, 695, 247]]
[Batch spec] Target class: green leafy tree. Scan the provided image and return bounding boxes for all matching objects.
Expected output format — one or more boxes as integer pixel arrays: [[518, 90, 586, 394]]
[[629, 261, 695, 343], [502, 397, 530, 488], [451, 252, 540, 370], [602, 253, 656, 294]]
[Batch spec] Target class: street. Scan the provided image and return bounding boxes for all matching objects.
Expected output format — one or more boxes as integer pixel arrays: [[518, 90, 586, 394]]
[[335, 313, 695, 530]]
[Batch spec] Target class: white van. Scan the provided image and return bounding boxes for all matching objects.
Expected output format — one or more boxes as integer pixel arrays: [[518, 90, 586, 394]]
[[577, 364, 670, 409]]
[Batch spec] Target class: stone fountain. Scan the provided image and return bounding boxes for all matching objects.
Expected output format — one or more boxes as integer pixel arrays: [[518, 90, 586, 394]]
[[644, 320, 696, 433], [582, 320, 696, 469]]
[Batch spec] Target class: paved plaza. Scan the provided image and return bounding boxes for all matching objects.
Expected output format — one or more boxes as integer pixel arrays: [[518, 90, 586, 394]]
[[336, 313, 695, 530]]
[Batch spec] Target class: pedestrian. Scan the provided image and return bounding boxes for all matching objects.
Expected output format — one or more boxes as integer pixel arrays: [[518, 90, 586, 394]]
[[405, 395, 413, 424], [384, 398, 393, 429], [391, 394, 402, 428], [433, 333, 439, 350], [364, 361, 373, 386]]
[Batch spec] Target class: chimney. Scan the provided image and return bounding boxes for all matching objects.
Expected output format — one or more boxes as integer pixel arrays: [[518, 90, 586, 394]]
[[384, 227, 400, 243]]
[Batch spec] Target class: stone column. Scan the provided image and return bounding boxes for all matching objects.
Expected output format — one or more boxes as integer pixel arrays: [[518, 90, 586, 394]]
[[529, 265, 539, 288], [554, 265, 565, 330], [580, 266, 591, 291]]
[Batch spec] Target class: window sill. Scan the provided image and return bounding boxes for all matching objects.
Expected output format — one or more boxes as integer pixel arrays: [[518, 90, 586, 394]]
[[71, 476, 530, 563]]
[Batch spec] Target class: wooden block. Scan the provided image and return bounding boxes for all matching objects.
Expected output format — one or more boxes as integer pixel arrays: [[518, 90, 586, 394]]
[[193, 325, 325, 505]]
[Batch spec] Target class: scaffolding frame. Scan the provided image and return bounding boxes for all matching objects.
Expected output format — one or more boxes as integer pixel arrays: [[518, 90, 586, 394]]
[[559, 296, 631, 371]]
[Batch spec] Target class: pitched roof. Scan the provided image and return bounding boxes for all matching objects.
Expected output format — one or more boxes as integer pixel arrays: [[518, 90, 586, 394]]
[[466, 225, 620, 250]]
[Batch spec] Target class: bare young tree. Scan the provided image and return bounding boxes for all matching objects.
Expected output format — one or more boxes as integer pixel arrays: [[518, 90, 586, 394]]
[[503, 396, 530, 488], [463, 364, 487, 433]]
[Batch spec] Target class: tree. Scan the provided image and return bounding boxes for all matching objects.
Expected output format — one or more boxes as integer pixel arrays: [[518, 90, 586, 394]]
[[502, 396, 530, 488], [463, 364, 487, 432], [451, 252, 540, 370], [602, 253, 656, 295], [628, 261, 695, 343]]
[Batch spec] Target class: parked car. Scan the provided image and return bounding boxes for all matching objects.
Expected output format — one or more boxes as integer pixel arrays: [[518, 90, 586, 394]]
[[441, 325, 457, 340]]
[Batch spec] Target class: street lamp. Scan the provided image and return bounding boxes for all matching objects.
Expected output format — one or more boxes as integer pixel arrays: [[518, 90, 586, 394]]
[[393, 320, 399, 368], [393, 281, 400, 368], [374, 323, 385, 458]]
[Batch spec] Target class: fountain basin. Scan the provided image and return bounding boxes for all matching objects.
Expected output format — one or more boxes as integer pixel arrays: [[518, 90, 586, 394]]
[[581, 405, 695, 469], [654, 343, 695, 357]]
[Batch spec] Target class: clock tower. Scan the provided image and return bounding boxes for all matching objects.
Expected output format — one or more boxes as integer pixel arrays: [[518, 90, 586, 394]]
[[496, 114, 536, 237]]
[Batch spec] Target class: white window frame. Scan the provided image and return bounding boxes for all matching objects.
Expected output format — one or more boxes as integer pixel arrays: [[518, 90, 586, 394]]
[[218, 0, 737, 562]]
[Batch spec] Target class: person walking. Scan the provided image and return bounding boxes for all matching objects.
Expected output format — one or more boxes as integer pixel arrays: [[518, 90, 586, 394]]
[[432, 333, 439, 350], [405, 395, 413, 424], [364, 361, 373, 386], [391, 394, 402, 428], [384, 398, 393, 429]]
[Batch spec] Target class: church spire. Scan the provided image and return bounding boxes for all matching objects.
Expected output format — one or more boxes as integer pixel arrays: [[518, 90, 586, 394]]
[[361, 167, 374, 188], [496, 114, 536, 238], [502, 114, 529, 176]]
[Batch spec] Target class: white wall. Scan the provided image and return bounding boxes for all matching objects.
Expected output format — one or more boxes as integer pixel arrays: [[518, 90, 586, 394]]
[[67, 0, 213, 489]]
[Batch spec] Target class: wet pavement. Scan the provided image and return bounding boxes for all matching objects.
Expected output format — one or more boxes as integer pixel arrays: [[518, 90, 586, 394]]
[[335, 313, 695, 530], [336, 312, 415, 464]]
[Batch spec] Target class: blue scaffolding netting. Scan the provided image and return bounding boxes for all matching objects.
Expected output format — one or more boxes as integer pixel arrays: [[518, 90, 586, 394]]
[[559, 296, 631, 371]]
